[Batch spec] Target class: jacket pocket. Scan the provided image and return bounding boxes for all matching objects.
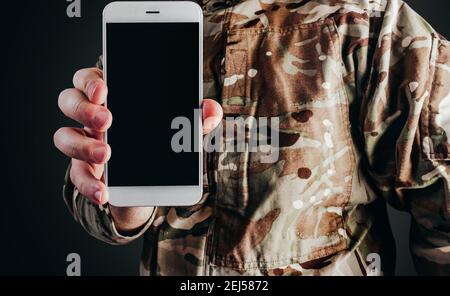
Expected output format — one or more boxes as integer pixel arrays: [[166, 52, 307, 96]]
[[210, 17, 356, 271]]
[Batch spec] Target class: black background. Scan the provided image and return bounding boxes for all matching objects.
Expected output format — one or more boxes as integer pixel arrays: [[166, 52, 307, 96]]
[[0, 0, 448, 275]]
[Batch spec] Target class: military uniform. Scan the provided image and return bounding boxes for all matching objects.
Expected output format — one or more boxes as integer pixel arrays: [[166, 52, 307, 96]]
[[63, 0, 450, 275]]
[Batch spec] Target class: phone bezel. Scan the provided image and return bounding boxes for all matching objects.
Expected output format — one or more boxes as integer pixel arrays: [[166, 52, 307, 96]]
[[103, 1, 203, 207]]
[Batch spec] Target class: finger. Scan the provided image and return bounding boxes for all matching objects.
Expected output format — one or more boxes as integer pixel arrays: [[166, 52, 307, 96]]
[[73, 68, 108, 104], [83, 127, 104, 141], [70, 159, 108, 205], [58, 88, 112, 131], [202, 99, 223, 135], [54, 127, 111, 164]]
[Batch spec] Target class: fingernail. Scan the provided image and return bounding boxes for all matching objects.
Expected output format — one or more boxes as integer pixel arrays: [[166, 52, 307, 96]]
[[94, 190, 109, 205], [93, 146, 106, 163], [87, 81, 99, 99], [94, 191, 102, 203], [102, 190, 109, 203], [93, 110, 108, 130], [204, 116, 222, 132]]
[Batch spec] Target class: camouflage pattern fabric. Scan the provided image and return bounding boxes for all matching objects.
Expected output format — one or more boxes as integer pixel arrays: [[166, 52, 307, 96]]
[[63, 0, 450, 275]]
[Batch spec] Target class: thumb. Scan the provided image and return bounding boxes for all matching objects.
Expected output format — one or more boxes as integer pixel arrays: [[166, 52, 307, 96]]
[[202, 99, 223, 135]]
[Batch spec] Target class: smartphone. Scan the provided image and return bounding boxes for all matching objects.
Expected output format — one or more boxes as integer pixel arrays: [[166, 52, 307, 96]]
[[103, 2, 203, 207]]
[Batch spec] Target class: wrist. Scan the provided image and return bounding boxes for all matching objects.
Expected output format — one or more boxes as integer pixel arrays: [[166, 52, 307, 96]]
[[109, 205, 154, 236]]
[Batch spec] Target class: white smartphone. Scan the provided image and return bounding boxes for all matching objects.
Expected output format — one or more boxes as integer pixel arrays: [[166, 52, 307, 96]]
[[103, 2, 203, 207]]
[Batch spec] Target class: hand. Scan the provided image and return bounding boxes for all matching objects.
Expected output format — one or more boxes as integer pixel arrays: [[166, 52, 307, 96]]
[[54, 67, 223, 206]]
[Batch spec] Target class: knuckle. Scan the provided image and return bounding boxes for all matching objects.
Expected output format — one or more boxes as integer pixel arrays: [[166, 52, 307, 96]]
[[72, 69, 83, 86], [53, 127, 67, 147], [69, 139, 80, 159], [83, 143, 96, 161], [54, 126, 65, 137], [53, 131, 61, 148], [71, 96, 85, 119], [57, 89, 70, 107], [59, 89, 80, 115]]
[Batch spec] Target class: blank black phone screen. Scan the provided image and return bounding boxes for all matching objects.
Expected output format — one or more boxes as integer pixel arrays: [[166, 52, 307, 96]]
[[106, 22, 199, 186]]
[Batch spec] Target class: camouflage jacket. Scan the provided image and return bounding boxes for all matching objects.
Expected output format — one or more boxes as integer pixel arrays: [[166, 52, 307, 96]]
[[63, 0, 450, 275]]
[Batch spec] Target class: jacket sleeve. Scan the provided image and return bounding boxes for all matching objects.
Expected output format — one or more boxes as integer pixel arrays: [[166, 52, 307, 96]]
[[357, 0, 450, 274], [63, 163, 156, 245]]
